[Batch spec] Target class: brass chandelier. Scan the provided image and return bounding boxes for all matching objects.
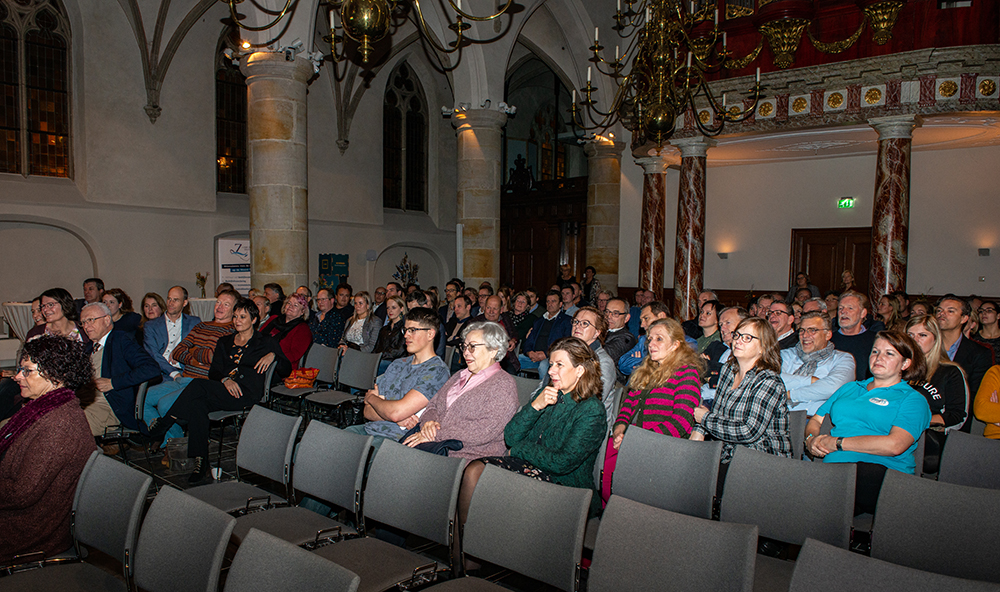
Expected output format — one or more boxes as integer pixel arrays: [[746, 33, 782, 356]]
[[572, 0, 763, 148], [219, 0, 512, 65]]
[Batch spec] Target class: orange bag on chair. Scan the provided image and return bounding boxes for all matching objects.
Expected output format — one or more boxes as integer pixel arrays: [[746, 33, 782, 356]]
[[283, 367, 319, 389]]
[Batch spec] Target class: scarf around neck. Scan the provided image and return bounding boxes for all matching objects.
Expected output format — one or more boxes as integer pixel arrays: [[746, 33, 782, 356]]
[[793, 342, 836, 377], [0, 386, 76, 455]]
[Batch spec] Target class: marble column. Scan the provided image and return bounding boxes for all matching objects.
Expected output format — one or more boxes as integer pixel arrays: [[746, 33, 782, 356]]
[[453, 109, 507, 289], [868, 115, 921, 305], [242, 51, 313, 291], [671, 136, 715, 320], [584, 139, 626, 293], [635, 154, 672, 299]]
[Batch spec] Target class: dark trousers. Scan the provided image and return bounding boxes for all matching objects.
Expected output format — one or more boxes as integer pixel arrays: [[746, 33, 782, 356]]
[[855, 461, 888, 516], [166, 379, 258, 459], [0, 378, 23, 422]]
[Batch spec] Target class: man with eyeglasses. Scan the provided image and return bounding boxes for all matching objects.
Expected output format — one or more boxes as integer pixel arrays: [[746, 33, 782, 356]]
[[603, 298, 638, 383], [348, 307, 451, 451], [519, 290, 571, 372], [80, 302, 159, 439], [768, 300, 798, 350], [974, 300, 1000, 362], [569, 307, 617, 427], [936, 294, 993, 430], [439, 280, 462, 324], [779, 311, 855, 416]]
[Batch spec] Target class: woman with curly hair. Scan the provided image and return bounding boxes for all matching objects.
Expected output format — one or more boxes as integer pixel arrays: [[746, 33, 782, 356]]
[[26, 288, 88, 344], [0, 335, 98, 562], [602, 318, 705, 503], [102, 288, 142, 338], [457, 337, 608, 521]]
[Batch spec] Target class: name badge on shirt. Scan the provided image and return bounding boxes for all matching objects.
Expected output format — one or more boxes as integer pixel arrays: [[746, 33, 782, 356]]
[[869, 397, 889, 407]]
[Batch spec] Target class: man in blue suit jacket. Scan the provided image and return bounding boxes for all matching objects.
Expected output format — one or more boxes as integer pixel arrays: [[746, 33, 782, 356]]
[[518, 290, 572, 371], [81, 303, 160, 433], [144, 286, 201, 381]]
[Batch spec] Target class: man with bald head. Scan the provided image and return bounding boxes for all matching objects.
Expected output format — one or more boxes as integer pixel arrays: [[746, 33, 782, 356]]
[[144, 285, 201, 382]]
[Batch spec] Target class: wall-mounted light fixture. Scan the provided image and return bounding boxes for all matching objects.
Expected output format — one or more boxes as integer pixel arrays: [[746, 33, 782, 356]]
[[718, 252, 729, 260], [979, 248, 991, 257]]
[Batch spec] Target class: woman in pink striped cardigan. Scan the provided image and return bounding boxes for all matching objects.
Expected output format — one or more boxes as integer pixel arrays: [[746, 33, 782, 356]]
[[601, 318, 705, 504]]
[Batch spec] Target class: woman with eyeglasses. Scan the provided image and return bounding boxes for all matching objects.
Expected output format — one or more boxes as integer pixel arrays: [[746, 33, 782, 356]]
[[458, 336, 608, 522], [509, 292, 534, 342], [259, 293, 312, 370], [402, 321, 519, 459], [805, 330, 929, 515], [26, 288, 89, 345], [690, 317, 792, 465], [603, 318, 705, 504], [338, 291, 379, 354], [144, 298, 291, 485], [1, 335, 98, 563], [973, 300, 1000, 362]]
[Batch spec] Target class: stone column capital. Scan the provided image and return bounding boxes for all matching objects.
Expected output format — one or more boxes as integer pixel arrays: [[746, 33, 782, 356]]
[[240, 50, 315, 84], [635, 154, 675, 174], [584, 140, 626, 160], [671, 135, 717, 158], [452, 109, 508, 132], [868, 114, 923, 140]]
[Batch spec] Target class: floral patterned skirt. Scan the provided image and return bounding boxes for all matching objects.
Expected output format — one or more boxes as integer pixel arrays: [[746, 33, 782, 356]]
[[478, 456, 553, 482]]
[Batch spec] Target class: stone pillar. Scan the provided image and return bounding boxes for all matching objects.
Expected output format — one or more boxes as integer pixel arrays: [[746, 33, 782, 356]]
[[671, 136, 715, 320], [868, 115, 921, 305], [242, 52, 313, 291], [453, 109, 507, 288], [635, 154, 672, 299], [584, 139, 626, 293]]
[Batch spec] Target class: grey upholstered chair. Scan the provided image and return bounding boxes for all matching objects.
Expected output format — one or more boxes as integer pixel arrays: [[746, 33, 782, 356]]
[[229, 420, 372, 546], [224, 528, 361, 592], [424, 464, 592, 591], [871, 469, 1000, 583], [937, 429, 1000, 490], [311, 440, 465, 592], [207, 362, 278, 468], [270, 343, 340, 413], [788, 409, 807, 460], [721, 447, 856, 592], [187, 404, 303, 514], [512, 374, 540, 408], [589, 495, 758, 592], [132, 487, 237, 592], [305, 348, 381, 421], [791, 538, 1000, 592], [0, 451, 151, 590]]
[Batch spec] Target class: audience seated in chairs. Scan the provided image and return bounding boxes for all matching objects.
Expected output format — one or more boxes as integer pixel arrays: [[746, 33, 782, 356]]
[[780, 311, 856, 416], [831, 291, 878, 381], [143, 285, 201, 383], [141, 291, 238, 447], [508, 291, 536, 343], [604, 318, 704, 505], [338, 291, 379, 354], [566, 307, 617, 427], [602, 298, 637, 380], [458, 336, 608, 522], [144, 298, 291, 485], [137, 292, 165, 343], [102, 288, 142, 340], [519, 290, 571, 373], [262, 282, 285, 319], [27, 287, 89, 345], [73, 277, 104, 315], [768, 300, 799, 350], [468, 295, 519, 374], [935, 294, 994, 431], [401, 321, 519, 459], [259, 293, 313, 370], [805, 330, 930, 516], [618, 300, 671, 381], [974, 365, 1000, 439], [374, 295, 408, 376]]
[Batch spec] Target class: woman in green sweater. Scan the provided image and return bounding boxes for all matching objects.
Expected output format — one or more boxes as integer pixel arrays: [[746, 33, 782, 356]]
[[457, 336, 607, 523]]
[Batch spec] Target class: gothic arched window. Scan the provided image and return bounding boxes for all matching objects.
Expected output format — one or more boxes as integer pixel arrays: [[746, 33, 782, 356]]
[[383, 62, 426, 212], [216, 27, 247, 194], [0, 0, 71, 177]]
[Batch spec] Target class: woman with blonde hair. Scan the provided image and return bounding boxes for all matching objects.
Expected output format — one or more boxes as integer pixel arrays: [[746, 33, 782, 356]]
[[602, 318, 705, 503], [876, 294, 905, 332], [258, 293, 312, 369], [339, 291, 379, 354]]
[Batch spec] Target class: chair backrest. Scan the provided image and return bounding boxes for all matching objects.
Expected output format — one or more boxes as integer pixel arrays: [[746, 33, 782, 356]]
[[589, 496, 757, 592], [224, 528, 361, 592], [513, 374, 539, 408], [791, 538, 1000, 592], [463, 464, 591, 591], [292, 421, 372, 516], [133, 487, 236, 592], [613, 429, 722, 519], [444, 345, 456, 369], [363, 441, 464, 545], [336, 348, 381, 391], [970, 417, 987, 437], [720, 447, 855, 548], [304, 343, 340, 384], [938, 429, 1000, 490], [134, 380, 150, 424], [260, 361, 278, 406], [235, 405, 303, 486], [871, 469, 1000, 583], [72, 452, 152, 573], [789, 409, 807, 460]]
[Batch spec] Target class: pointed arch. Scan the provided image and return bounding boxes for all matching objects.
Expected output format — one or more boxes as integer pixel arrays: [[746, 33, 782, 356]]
[[383, 60, 427, 212]]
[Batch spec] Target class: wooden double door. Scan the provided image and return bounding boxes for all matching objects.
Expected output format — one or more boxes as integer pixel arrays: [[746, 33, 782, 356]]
[[789, 227, 872, 296]]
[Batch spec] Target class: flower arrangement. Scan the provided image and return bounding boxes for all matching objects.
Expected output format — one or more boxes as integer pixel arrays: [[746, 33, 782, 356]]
[[196, 272, 209, 298], [393, 253, 419, 287]]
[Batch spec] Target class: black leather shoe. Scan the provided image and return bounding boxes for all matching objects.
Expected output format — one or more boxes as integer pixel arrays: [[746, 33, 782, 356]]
[[187, 457, 214, 486]]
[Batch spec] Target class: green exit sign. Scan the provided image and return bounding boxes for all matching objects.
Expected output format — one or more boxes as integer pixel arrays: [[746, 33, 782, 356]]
[[838, 197, 855, 209]]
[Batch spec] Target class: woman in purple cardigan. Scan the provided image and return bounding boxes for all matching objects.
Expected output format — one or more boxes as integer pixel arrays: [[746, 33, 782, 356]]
[[403, 321, 519, 459]]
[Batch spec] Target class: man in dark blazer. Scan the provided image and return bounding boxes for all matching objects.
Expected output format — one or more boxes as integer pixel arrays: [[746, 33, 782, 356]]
[[937, 294, 995, 432], [144, 285, 201, 381], [81, 303, 160, 433]]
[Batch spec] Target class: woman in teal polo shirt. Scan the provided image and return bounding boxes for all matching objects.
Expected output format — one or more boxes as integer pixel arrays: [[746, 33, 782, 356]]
[[805, 330, 931, 516]]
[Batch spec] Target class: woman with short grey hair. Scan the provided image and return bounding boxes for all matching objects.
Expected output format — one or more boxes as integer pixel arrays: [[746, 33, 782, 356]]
[[402, 321, 519, 460]]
